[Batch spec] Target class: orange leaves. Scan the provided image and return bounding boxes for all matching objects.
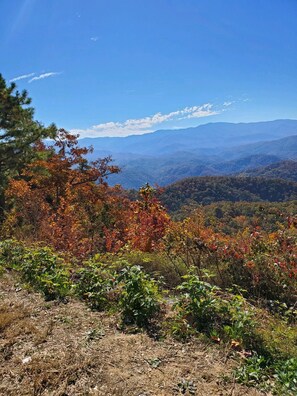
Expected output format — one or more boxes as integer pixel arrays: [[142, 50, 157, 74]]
[[125, 185, 171, 253], [3, 130, 123, 257]]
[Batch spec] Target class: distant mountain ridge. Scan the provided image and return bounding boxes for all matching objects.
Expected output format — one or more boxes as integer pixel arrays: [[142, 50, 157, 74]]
[[160, 176, 297, 212], [78, 119, 297, 188], [239, 160, 297, 182]]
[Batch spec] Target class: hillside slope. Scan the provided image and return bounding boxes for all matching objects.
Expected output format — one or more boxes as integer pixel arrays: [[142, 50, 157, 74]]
[[0, 274, 261, 396]]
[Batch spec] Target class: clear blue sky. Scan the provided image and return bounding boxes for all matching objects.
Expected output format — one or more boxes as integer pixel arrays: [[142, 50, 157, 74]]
[[1, 0, 297, 137]]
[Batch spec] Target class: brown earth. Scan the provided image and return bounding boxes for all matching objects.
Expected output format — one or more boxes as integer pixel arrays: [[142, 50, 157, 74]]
[[0, 274, 264, 396]]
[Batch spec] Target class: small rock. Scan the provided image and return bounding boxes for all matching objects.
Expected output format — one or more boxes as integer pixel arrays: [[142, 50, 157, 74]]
[[22, 356, 32, 364]]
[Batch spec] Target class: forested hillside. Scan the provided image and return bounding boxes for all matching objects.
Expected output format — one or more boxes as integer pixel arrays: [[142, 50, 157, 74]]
[[160, 176, 297, 212], [239, 160, 297, 181]]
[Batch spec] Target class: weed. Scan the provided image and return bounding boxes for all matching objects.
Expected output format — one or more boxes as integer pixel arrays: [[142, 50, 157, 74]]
[[174, 378, 197, 395], [165, 315, 196, 342], [85, 327, 105, 342], [147, 357, 162, 368], [235, 354, 270, 389], [235, 355, 297, 395], [274, 358, 297, 395]]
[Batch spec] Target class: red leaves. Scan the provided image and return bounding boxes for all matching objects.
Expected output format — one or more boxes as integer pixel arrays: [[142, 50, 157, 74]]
[[125, 185, 171, 252]]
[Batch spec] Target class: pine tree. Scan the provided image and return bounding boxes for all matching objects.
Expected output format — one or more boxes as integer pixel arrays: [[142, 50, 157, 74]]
[[0, 74, 57, 217]]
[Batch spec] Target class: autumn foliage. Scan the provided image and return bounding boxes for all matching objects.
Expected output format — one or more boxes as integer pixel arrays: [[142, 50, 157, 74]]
[[2, 130, 170, 256]]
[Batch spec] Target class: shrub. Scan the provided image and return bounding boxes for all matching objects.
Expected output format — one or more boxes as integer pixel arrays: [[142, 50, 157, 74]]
[[20, 247, 71, 300], [99, 249, 186, 289], [0, 240, 71, 300], [75, 258, 117, 310], [219, 294, 256, 346], [175, 270, 218, 333], [164, 315, 197, 342], [235, 354, 270, 390], [118, 265, 162, 327], [174, 268, 258, 349], [0, 239, 26, 269]]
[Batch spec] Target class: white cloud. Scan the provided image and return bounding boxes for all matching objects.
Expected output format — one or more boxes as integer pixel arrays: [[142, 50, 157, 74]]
[[90, 36, 98, 41], [223, 101, 234, 107], [9, 73, 35, 82], [29, 72, 61, 83], [72, 103, 223, 138]]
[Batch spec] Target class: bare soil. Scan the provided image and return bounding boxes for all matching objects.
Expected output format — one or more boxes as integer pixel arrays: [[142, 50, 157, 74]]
[[0, 274, 264, 396]]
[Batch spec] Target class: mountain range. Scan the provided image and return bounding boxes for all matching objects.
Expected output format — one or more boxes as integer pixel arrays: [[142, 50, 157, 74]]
[[79, 119, 297, 188]]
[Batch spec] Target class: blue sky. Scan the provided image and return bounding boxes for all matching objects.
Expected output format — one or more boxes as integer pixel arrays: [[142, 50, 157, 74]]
[[1, 0, 297, 137]]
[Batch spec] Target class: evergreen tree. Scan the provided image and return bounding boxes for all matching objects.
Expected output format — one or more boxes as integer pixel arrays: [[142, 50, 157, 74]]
[[0, 74, 57, 217]]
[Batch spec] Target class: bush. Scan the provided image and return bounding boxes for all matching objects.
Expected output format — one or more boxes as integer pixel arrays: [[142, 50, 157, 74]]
[[274, 358, 297, 395], [0, 239, 26, 269], [118, 265, 162, 327], [75, 258, 117, 310], [174, 268, 258, 350], [175, 270, 218, 333], [219, 294, 256, 347], [0, 241, 71, 300], [99, 249, 186, 289], [235, 354, 270, 391], [20, 247, 71, 300]]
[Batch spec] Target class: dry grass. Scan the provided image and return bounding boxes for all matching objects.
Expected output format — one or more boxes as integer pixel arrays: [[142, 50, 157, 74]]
[[0, 274, 263, 396]]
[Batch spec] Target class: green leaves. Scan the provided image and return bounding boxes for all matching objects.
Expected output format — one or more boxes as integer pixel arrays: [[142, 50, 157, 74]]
[[118, 265, 162, 327], [235, 356, 297, 395], [175, 269, 218, 332], [0, 240, 71, 300], [20, 247, 70, 300], [75, 260, 117, 310]]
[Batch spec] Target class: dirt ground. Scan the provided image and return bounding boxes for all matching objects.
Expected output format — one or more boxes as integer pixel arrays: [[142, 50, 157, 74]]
[[0, 274, 264, 396]]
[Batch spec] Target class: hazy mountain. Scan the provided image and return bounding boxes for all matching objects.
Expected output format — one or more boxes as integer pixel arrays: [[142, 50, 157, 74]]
[[79, 120, 297, 188], [81, 119, 297, 156], [220, 135, 297, 160]]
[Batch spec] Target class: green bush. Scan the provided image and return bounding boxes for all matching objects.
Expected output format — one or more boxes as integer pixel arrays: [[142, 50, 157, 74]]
[[100, 249, 186, 289], [118, 265, 162, 327], [235, 354, 270, 390], [20, 247, 71, 300], [219, 294, 256, 346], [174, 268, 258, 349], [0, 240, 71, 300], [175, 270, 218, 333], [0, 239, 26, 269], [75, 258, 117, 310]]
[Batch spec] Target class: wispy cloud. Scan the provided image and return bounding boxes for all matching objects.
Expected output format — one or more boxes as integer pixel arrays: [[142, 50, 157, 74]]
[[29, 72, 61, 83], [72, 103, 231, 138], [223, 101, 234, 107], [10, 72, 35, 82], [90, 36, 98, 41]]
